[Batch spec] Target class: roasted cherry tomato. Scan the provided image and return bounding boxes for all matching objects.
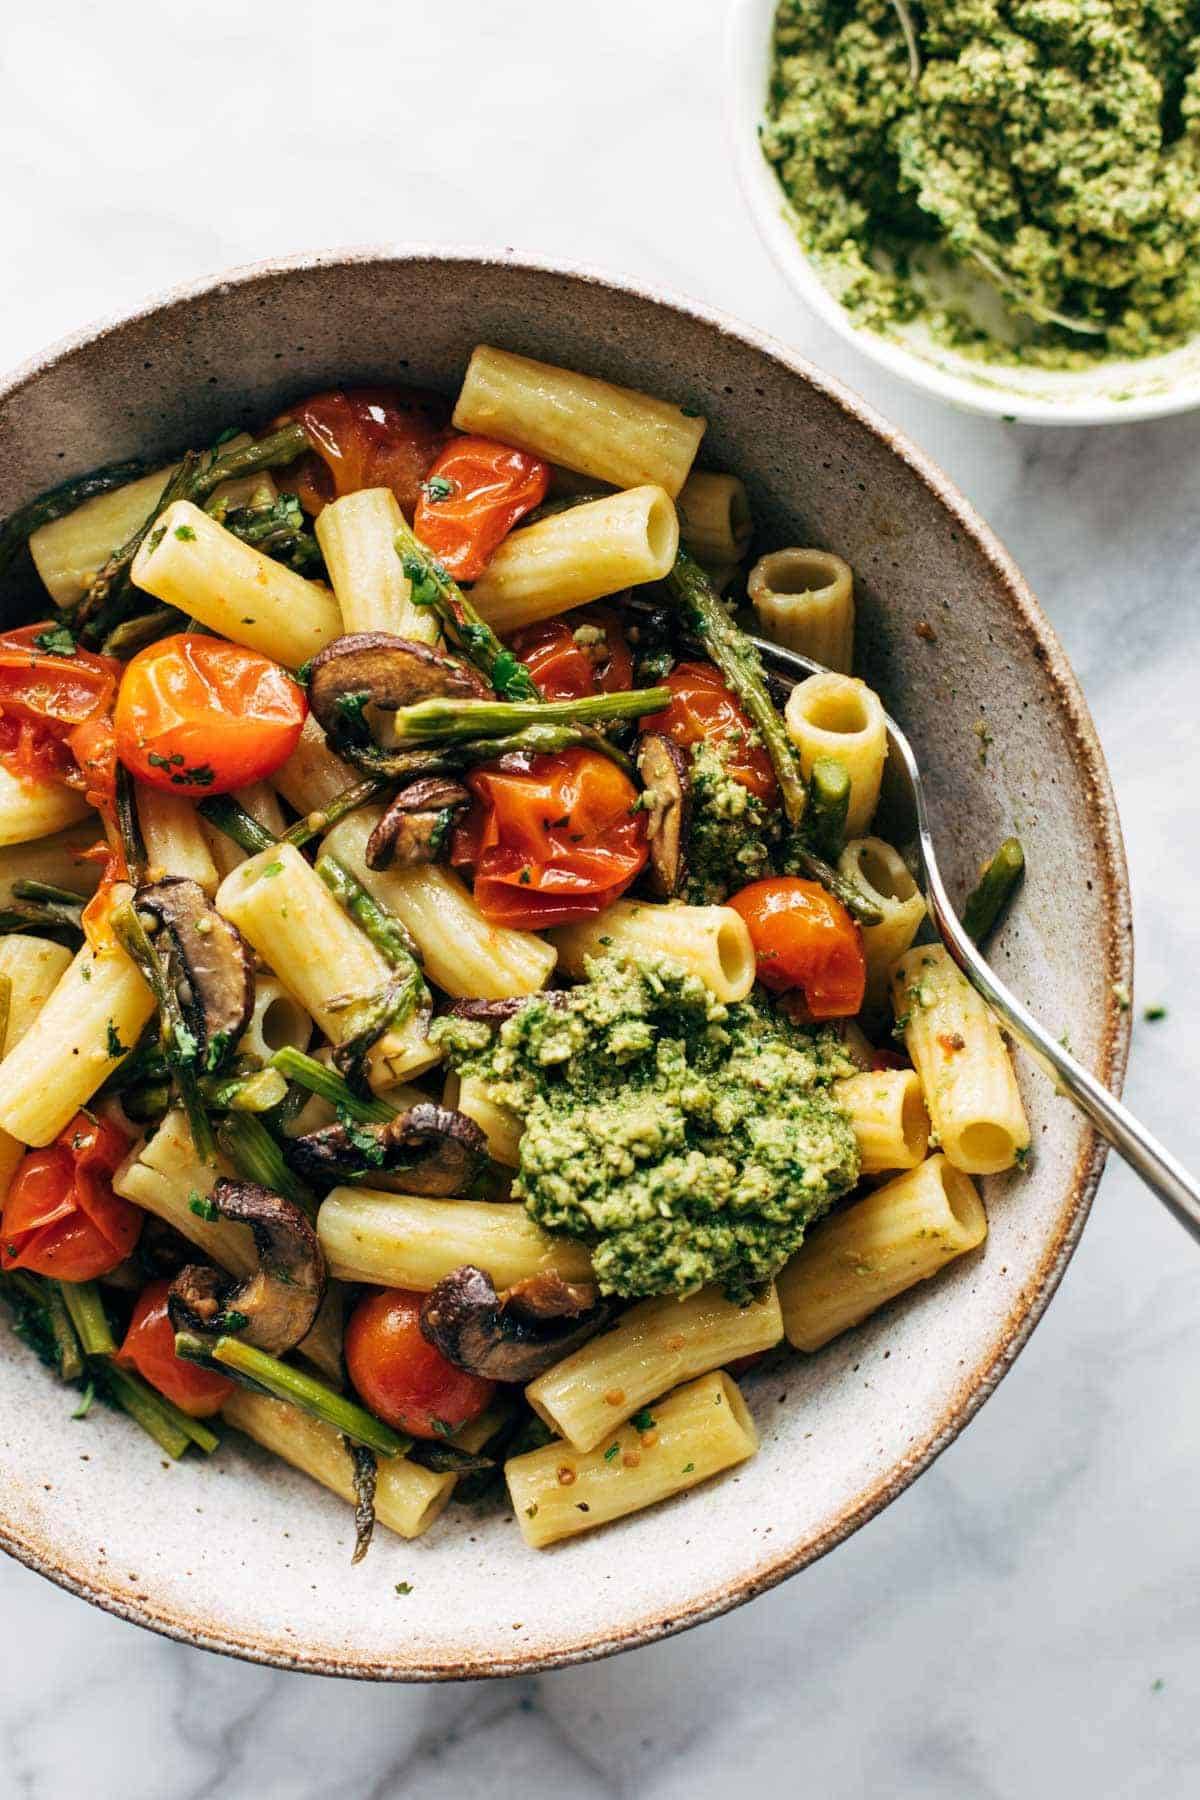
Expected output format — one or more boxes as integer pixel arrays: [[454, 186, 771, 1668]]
[[1, 1111, 138, 1282], [115, 1278, 235, 1417], [728, 877, 866, 1018], [114, 634, 307, 795], [451, 746, 647, 929], [0, 625, 121, 790], [344, 1287, 495, 1439], [277, 387, 451, 516], [413, 435, 550, 580], [510, 605, 633, 701], [648, 661, 777, 803]]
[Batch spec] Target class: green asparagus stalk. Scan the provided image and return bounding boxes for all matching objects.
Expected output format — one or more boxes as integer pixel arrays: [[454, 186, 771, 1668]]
[[269, 1046, 397, 1124], [180, 1333, 411, 1457], [206, 1067, 289, 1114], [104, 1363, 219, 1456], [390, 686, 670, 747], [666, 549, 807, 826], [197, 795, 277, 857], [962, 837, 1025, 945], [217, 1113, 316, 1216], [280, 777, 391, 849], [392, 515, 541, 701], [114, 763, 148, 886], [9, 882, 87, 932], [111, 901, 215, 1161], [4, 1270, 84, 1379], [0, 458, 146, 578], [218, 494, 323, 576], [315, 855, 424, 972], [803, 758, 851, 863], [100, 605, 186, 659], [58, 1281, 115, 1357]]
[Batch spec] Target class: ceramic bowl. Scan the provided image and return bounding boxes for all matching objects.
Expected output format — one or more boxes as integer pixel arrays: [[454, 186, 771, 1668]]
[[728, 0, 1200, 426], [0, 249, 1131, 1677]]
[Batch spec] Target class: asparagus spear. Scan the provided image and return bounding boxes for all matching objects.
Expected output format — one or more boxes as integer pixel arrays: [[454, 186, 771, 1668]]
[[111, 900, 215, 1161], [281, 778, 391, 849], [58, 1281, 115, 1357], [100, 605, 185, 658], [197, 795, 278, 857], [392, 515, 540, 701], [217, 1113, 316, 1217], [803, 758, 851, 863], [270, 1046, 397, 1124], [0, 458, 146, 579], [389, 686, 670, 747], [1, 1270, 84, 1379], [962, 837, 1025, 945], [103, 1363, 219, 1456], [199, 780, 392, 858], [179, 1332, 411, 1457], [315, 855, 424, 971]]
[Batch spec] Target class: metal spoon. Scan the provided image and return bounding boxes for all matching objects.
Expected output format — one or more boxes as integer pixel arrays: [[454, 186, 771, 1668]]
[[752, 635, 1200, 1237]]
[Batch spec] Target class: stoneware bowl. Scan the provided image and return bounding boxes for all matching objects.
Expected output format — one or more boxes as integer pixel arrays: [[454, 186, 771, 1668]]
[[0, 249, 1131, 1677], [729, 0, 1200, 426]]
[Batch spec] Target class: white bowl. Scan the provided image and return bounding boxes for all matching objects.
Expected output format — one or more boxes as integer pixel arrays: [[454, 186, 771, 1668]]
[[727, 0, 1200, 426]]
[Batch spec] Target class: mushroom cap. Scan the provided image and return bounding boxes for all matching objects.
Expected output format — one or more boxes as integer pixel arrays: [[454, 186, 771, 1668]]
[[136, 878, 254, 1069], [419, 1264, 611, 1383], [365, 776, 470, 871], [308, 632, 486, 742], [167, 1179, 325, 1356], [636, 733, 690, 899], [285, 1103, 488, 1198]]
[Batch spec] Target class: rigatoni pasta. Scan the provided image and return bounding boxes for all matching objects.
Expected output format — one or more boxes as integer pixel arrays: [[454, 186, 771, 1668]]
[[784, 671, 888, 836], [677, 471, 752, 565], [838, 837, 926, 1010], [549, 899, 756, 1002], [750, 548, 855, 674], [0, 764, 93, 846], [318, 1189, 594, 1291], [315, 487, 439, 643]]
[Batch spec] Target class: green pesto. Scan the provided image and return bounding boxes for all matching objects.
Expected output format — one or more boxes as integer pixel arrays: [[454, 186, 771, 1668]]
[[762, 0, 1200, 369], [682, 740, 777, 905], [432, 956, 859, 1302]]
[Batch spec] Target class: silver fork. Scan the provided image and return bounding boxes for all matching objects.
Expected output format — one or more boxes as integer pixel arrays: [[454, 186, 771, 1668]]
[[752, 635, 1200, 1238]]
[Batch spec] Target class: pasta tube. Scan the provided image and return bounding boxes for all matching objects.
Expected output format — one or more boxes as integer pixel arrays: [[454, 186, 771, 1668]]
[[892, 945, 1030, 1174], [314, 487, 439, 644], [216, 845, 438, 1090], [526, 1284, 782, 1452], [271, 714, 359, 817], [222, 1390, 455, 1539], [137, 786, 220, 893], [29, 466, 174, 607], [318, 1189, 593, 1291], [778, 1154, 987, 1351], [0, 765, 93, 846], [784, 672, 887, 837], [469, 487, 679, 635], [113, 1108, 254, 1274], [201, 782, 289, 880], [130, 499, 342, 667], [446, 1072, 522, 1167], [677, 472, 752, 565], [835, 1068, 930, 1173], [453, 346, 706, 498], [321, 808, 556, 999], [507, 1370, 757, 1548], [749, 549, 854, 674], [549, 900, 756, 1003], [838, 837, 926, 1011], [0, 822, 103, 910], [0, 935, 74, 1197], [237, 974, 314, 1066]]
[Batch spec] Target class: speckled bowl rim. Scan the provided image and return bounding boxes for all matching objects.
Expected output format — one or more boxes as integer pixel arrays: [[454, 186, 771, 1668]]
[[0, 246, 1132, 1680]]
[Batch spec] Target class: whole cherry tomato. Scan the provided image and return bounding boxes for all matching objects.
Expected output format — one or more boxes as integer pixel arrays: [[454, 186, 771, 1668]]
[[344, 1288, 495, 1439], [114, 634, 307, 795], [510, 605, 633, 701], [115, 1278, 235, 1417], [277, 387, 451, 516], [413, 436, 550, 580], [728, 877, 866, 1018], [0, 625, 121, 791], [647, 661, 777, 803], [1, 1111, 139, 1282], [451, 746, 647, 929]]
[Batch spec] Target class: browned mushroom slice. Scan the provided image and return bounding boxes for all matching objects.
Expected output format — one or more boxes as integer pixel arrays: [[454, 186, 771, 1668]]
[[446, 992, 569, 1024], [135, 877, 253, 1071], [307, 632, 487, 748], [502, 1272, 601, 1321], [285, 1102, 488, 1197], [419, 1265, 611, 1383], [167, 1179, 325, 1356], [636, 733, 690, 899], [365, 776, 470, 870]]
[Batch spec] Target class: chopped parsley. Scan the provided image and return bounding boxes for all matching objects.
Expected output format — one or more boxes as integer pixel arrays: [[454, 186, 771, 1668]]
[[32, 624, 76, 656], [188, 1192, 220, 1223], [1144, 1004, 1168, 1023], [630, 1407, 657, 1433], [260, 860, 284, 880], [174, 524, 197, 542], [422, 475, 454, 502], [394, 1581, 413, 1596], [603, 1442, 620, 1462], [104, 1020, 127, 1059]]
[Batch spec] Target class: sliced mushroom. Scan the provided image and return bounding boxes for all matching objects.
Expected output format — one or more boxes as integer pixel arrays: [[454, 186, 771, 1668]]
[[419, 1264, 611, 1383], [636, 733, 690, 899], [365, 776, 470, 871], [284, 1102, 488, 1197], [167, 1179, 325, 1356], [136, 878, 253, 1071], [308, 632, 486, 748]]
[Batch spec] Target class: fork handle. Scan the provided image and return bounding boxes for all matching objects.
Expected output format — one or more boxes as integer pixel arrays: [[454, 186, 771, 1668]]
[[933, 895, 1200, 1240]]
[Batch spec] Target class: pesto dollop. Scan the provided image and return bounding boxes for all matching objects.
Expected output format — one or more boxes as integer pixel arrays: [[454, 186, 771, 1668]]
[[433, 956, 859, 1302], [762, 0, 1200, 368], [682, 740, 777, 905]]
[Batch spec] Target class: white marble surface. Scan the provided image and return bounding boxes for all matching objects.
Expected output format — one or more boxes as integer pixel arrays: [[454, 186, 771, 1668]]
[[2, 2, 1199, 1794]]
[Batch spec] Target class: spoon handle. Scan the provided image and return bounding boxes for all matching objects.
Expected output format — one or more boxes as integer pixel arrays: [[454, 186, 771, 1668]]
[[928, 875, 1200, 1240]]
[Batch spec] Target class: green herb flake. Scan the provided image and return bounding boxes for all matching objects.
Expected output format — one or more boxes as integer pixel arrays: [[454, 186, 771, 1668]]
[[147, 525, 167, 553], [422, 475, 454, 502], [71, 1379, 96, 1420], [431, 1417, 455, 1438], [33, 625, 77, 656], [394, 1581, 413, 1596], [681, 1461, 695, 1473], [174, 524, 197, 542], [105, 1020, 127, 1059], [188, 1191, 220, 1223], [630, 1407, 657, 1433], [603, 1443, 620, 1462], [1144, 1004, 1168, 1023], [260, 860, 284, 879]]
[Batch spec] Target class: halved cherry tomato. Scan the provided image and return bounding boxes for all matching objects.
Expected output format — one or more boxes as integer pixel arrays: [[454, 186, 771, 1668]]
[[647, 661, 777, 803], [1, 1111, 138, 1282], [114, 634, 307, 795], [510, 605, 633, 701], [412, 436, 550, 580], [728, 877, 866, 1018], [0, 625, 121, 790], [344, 1288, 495, 1439], [115, 1278, 235, 1417], [277, 387, 451, 517], [451, 746, 647, 929]]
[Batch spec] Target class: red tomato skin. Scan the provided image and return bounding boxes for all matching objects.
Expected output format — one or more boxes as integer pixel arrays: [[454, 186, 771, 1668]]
[[413, 436, 550, 580], [116, 1279, 234, 1417], [649, 662, 777, 803], [728, 877, 866, 1019], [344, 1288, 495, 1439], [0, 626, 121, 793], [451, 746, 647, 930], [510, 605, 633, 701], [114, 635, 307, 795], [2, 1112, 139, 1282], [280, 387, 451, 516]]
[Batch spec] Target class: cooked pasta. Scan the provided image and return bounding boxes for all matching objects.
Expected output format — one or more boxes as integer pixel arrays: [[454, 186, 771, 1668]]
[[0, 821, 102, 908], [0, 935, 74, 1197], [677, 471, 752, 565], [838, 836, 927, 1010], [445, 1071, 523, 1166], [835, 1067, 930, 1173], [28, 466, 175, 608], [271, 713, 360, 817], [784, 671, 888, 836], [778, 1155, 987, 1351], [0, 764, 93, 846], [315, 487, 440, 644], [892, 944, 1031, 1174], [549, 899, 756, 1002], [750, 548, 855, 674], [317, 1189, 594, 1291], [137, 787, 220, 893]]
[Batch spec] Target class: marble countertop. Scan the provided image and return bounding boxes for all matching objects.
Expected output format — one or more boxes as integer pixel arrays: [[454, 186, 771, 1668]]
[[2, 2, 1198, 1794]]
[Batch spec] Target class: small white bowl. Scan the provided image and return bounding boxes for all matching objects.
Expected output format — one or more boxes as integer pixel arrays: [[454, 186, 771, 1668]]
[[728, 0, 1200, 425]]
